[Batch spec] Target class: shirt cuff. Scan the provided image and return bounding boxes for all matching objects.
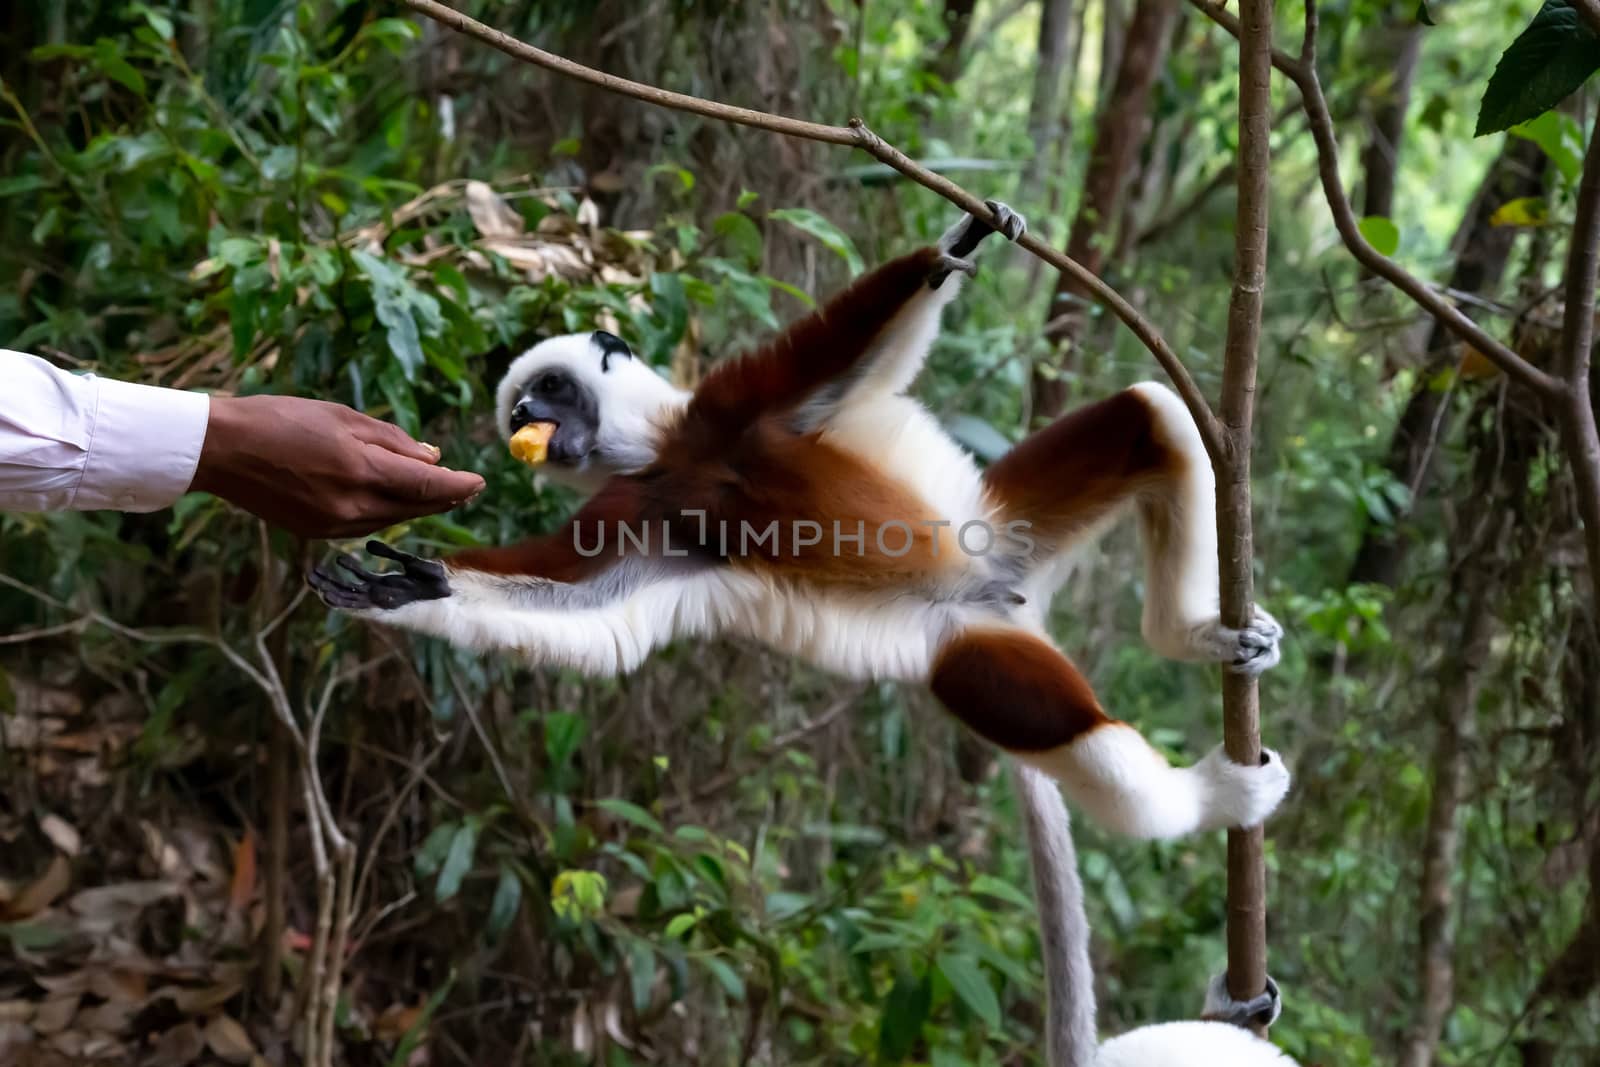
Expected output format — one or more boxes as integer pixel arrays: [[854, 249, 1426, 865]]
[[73, 376, 211, 512]]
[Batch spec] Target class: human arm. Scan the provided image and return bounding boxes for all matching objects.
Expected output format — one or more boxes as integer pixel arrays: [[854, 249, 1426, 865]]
[[0, 351, 484, 537]]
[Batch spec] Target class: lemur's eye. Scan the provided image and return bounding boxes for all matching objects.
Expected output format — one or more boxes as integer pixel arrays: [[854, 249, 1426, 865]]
[[538, 375, 563, 395]]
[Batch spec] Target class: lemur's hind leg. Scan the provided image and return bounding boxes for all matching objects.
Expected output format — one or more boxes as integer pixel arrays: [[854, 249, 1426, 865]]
[[984, 382, 1282, 674], [928, 626, 1290, 838]]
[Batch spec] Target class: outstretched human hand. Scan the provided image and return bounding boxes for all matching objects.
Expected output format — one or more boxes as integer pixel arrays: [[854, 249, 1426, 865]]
[[189, 395, 485, 538]]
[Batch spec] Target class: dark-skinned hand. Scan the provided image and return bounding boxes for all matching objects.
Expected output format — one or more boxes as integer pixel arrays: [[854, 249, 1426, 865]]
[[188, 395, 484, 538]]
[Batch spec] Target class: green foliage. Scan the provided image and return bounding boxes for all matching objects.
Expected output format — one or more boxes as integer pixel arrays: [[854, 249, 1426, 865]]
[[1476, 1, 1600, 135], [4, 0, 1599, 1063], [1357, 215, 1401, 257]]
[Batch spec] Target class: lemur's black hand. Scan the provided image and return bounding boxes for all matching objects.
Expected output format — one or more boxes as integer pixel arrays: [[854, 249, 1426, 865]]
[[307, 539, 451, 611], [929, 199, 1028, 288]]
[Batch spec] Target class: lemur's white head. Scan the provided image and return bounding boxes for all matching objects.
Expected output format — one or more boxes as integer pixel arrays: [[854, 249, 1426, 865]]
[[495, 331, 690, 493]]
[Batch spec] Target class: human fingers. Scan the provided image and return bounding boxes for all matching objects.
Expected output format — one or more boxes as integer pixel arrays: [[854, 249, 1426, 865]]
[[344, 408, 445, 465], [362, 445, 485, 508]]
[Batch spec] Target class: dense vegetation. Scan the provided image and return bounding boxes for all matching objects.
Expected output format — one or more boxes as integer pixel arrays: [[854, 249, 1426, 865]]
[[1, 0, 1597, 1064]]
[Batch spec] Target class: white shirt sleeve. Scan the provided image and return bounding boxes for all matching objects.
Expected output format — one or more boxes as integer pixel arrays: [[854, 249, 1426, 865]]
[[0, 350, 211, 514]]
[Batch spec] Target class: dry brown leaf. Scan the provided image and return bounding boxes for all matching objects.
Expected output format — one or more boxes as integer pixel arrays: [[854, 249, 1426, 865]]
[[76, 997, 140, 1033], [88, 968, 148, 1004], [204, 1013, 256, 1063], [1459, 344, 1502, 380], [228, 829, 257, 914], [0, 1001, 31, 1023], [81, 1035, 127, 1059], [68, 880, 178, 928], [168, 979, 243, 1014], [38, 814, 81, 857], [465, 180, 524, 238], [34, 972, 91, 996], [5, 855, 71, 920], [373, 1001, 425, 1042], [31, 995, 79, 1035], [151, 1021, 205, 1066], [47, 1028, 85, 1057], [478, 239, 549, 278]]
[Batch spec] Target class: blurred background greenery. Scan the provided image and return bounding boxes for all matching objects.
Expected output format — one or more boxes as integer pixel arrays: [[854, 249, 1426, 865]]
[[1, 1, 1597, 1064]]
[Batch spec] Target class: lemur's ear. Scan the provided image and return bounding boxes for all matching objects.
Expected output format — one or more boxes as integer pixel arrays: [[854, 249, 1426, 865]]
[[592, 331, 633, 372]]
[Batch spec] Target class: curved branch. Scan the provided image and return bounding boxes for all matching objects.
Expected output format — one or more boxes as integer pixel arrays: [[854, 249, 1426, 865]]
[[397, 0, 1224, 460], [1187, 0, 1561, 398]]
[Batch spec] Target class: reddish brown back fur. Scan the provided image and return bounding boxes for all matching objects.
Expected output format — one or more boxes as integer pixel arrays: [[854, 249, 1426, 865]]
[[689, 247, 940, 434], [448, 245, 954, 587]]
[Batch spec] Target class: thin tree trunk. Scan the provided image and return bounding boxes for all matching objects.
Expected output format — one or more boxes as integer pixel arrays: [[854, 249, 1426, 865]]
[[1346, 137, 1547, 589], [1019, 0, 1078, 202], [1033, 0, 1181, 419], [1218, 0, 1273, 1026], [1358, 24, 1422, 223], [930, 0, 979, 89], [1399, 573, 1495, 1067]]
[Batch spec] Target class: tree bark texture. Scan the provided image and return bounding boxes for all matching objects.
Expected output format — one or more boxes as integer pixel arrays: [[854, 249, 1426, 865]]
[[1033, 0, 1181, 420], [1218, 0, 1273, 1027]]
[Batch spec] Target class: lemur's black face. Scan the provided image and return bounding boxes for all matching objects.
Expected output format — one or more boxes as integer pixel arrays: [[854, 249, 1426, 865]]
[[509, 368, 600, 467]]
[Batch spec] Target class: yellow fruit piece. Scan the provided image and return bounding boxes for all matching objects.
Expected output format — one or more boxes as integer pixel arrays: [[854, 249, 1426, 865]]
[[509, 422, 556, 466]]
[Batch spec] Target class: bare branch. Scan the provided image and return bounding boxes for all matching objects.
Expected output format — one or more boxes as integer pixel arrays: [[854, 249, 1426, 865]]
[[1187, 0, 1563, 399], [1217, 0, 1274, 1033], [1557, 109, 1600, 608], [1188, 0, 1305, 78], [396, 0, 1224, 460]]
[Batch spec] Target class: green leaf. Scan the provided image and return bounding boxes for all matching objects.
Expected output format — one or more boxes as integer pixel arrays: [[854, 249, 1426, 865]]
[[543, 711, 586, 769], [131, 3, 174, 39], [388, 972, 456, 1067], [1510, 110, 1586, 182], [769, 207, 865, 277], [703, 957, 745, 1001], [627, 939, 656, 1013], [876, 971, 931, 1061], [664, 912, 698, 939], [1357, 216, 1401, 257], [435, 819, 481, 902], [645, 163, 695, 193], [94, 39, 146, 96], [943, 414, 1013, 464], [1477, 1, 1600, 136], [414, 823, 457, 879], [485, 866, 522, 942], [551, 869, 608, 922], [968, 873, 1035, 909], [936, 952, 1001, 1029], [596, 797, 664, 835], [0, 175, 50, 198], [711, 212, 764, 265]]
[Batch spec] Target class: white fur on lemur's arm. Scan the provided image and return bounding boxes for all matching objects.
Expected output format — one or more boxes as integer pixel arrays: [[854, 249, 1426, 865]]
[[308, 544, 731, 676]]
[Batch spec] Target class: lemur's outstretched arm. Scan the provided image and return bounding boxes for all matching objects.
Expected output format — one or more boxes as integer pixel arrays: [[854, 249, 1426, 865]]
[[689, 201, 1025, 436]]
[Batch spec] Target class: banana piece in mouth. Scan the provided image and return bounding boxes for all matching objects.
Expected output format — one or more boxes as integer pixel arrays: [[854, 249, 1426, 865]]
[[509, 422, 557, 466]]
